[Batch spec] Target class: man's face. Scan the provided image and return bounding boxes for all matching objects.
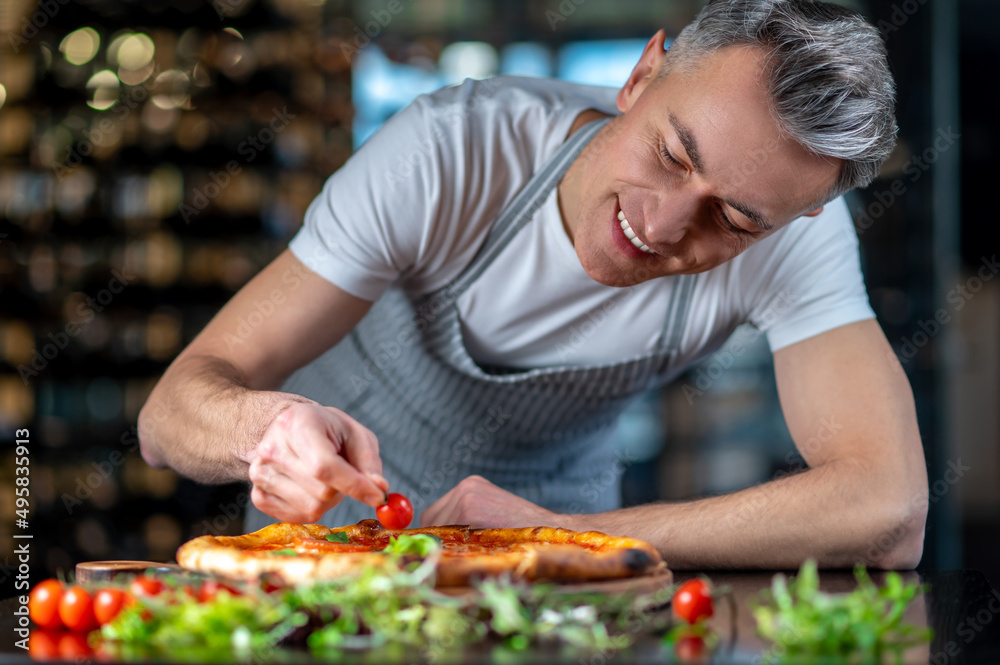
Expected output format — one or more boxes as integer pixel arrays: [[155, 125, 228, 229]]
[[559, 39, 843, 287]]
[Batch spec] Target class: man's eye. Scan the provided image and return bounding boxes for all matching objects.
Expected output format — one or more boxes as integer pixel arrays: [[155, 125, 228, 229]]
[[660, 143, 683, 168], [718, 205, 747, 234]]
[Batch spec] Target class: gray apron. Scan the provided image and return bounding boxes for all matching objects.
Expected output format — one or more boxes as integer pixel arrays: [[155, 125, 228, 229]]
[[244, 118, 697, 531]]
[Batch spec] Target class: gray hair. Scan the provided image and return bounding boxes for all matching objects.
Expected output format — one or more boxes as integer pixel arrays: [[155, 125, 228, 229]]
[[662, 0, 897, 198]]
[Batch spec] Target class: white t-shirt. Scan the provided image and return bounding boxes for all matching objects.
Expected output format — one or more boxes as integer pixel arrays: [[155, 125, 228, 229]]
[[290, 76, 874, 370]]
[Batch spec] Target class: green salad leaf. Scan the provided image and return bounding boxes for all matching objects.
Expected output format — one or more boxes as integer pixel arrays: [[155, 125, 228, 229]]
[[381, 533, 442, 557], [100, 557, 676, 661], [325, 531, 350, 544], [752, 559, 933, 662], [101, 587, 302, 662]]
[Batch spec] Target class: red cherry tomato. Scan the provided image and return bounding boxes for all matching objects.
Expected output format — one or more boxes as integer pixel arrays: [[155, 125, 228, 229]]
[[376, 493, 413, 529], [129, 576, 164, 598], [672, 579, 714, 624], [57, 632, 92, 659], [176, 584, 199, 602], [93, 588, 127, 626], [29, 579, 65, 630], [198, 579, 240, 602], [28, 630, 61, 661], [674, 634, 707, 662], [57, 586, 98, 633]]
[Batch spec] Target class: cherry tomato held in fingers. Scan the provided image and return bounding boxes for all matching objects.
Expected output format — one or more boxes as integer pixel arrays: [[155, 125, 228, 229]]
[[376, 492, 414, 530], [57, 586, 99, 633], [28, 579, 65, 630], [93, 588, 128, 626], [672, 579, 715, 625], [129, 575, 165, 598]]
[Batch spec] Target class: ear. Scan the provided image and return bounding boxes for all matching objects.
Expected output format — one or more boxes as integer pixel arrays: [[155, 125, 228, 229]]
[[616, 30, 669, 113], [803, 207, 825, 217]]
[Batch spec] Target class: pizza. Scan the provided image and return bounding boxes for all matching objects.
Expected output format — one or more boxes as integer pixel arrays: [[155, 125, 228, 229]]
[[176, 519, 664, 587]]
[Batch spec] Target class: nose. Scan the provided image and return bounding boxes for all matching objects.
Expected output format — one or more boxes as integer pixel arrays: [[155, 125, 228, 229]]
[[645, 191, 699, 247]]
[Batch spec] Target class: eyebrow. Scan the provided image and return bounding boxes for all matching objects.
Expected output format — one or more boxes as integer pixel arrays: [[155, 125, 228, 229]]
[[667, 113, 774, 232]]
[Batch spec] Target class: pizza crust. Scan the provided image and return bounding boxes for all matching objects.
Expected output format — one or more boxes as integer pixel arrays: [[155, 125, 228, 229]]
[[176, 520, 664, 587]]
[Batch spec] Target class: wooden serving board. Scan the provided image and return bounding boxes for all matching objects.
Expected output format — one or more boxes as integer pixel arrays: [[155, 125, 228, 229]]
[[76, 560, 183, 584], [438, 564, 674, 597], [77, 560, 672, 596]]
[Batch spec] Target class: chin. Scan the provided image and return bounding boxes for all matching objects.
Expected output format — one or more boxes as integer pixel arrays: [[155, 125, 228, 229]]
[[576, 250, 642, 287]]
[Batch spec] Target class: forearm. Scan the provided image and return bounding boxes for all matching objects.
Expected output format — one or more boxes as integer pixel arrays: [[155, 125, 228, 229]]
[[564, 459, 927, 569], [138, 353, 313, 484]]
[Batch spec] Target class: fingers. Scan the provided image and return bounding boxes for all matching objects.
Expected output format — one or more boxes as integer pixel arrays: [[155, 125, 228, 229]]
[[248, 458, 343, 522], [250, 484, 340, 524], [320, 408, 386, 506], [250, 403, 387, 521], [419, 484, 462, 527]]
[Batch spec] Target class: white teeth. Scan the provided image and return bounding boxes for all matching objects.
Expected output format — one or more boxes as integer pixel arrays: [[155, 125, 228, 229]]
[[618, 209, 655, 254]]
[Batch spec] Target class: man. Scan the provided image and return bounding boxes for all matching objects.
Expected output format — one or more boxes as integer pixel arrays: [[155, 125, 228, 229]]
[[140, 0, 928, 569]]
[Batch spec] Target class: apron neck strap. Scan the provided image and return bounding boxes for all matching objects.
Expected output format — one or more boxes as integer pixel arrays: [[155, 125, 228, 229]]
[[442, 116, 613, 301]]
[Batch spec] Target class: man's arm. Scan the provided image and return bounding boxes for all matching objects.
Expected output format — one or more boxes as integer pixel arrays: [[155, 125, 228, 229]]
[[421, 319, 928, 569], [139, 249, 389, 522]]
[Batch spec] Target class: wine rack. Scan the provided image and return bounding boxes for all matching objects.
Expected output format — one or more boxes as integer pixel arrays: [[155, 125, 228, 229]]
[[0, 0, 353, 580]]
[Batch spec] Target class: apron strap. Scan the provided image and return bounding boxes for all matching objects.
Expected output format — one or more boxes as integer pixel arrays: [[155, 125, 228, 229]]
[[444, 117, 612, 301]]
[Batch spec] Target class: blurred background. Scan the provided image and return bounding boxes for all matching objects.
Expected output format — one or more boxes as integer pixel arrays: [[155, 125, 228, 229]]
[[1, 0, 996, 589]]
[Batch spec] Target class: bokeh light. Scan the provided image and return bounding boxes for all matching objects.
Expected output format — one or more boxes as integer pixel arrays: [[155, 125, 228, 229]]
[[151, 69, 191, 109], [85, 70, 120, 110], [116, 33, 155, 70], [59, 27, 101, 66]]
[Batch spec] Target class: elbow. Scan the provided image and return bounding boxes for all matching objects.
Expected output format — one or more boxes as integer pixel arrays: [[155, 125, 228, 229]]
[[866, 491, 928, 570], [137, 397, 169, 469]]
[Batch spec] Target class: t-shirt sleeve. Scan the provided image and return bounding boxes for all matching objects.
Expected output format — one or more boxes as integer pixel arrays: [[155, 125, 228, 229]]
[[742, 196, 876, 352], [288, 94, 448, 301]]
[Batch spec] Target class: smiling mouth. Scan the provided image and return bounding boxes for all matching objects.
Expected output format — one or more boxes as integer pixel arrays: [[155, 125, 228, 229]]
[[617, 209, 656, 255]]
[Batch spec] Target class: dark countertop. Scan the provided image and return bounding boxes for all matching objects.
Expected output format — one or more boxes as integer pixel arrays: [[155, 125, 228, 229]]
[[2, 569, 998, 664]]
